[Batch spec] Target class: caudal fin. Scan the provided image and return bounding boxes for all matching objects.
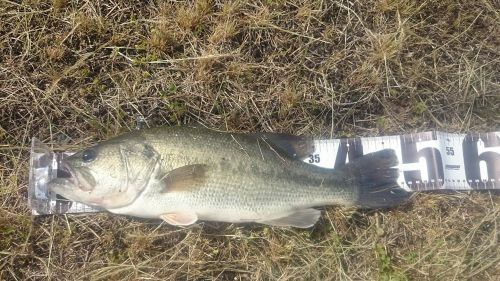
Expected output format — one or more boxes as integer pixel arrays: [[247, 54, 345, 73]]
[[342, 149, 409, 208]]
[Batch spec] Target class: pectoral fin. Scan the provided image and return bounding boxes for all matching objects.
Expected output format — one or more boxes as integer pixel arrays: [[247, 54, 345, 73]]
[[258, 209, 321, 228], [159, 164, 208, 193], [160, 211, 198, 226]]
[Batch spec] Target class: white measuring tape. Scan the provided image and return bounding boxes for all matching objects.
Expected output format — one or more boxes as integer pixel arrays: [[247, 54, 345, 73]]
[[28, 131, 500, 215], [306, 131, 500, 191]]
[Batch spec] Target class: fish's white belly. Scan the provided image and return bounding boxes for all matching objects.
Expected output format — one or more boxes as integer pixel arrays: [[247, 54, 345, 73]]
[[109, 196, 270, 223], [107, 192, 183, 218], [107, 187, 271, 223]]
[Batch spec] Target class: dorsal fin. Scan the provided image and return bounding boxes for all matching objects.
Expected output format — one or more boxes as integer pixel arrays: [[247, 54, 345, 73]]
[[250, 133, 315, 160]]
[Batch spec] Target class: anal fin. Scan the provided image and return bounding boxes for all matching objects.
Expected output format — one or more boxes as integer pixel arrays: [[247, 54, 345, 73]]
[[258, 209, 321, 228]]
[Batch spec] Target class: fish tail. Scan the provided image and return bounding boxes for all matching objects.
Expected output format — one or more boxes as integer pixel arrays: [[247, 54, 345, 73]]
[[341, 149, 409, 208]]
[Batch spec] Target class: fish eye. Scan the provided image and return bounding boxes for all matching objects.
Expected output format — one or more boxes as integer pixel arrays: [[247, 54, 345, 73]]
[[81, 149, 97, 163]]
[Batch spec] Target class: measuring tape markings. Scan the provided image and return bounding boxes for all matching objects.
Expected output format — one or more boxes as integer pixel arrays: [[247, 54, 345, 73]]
[[306, 131, 500, 191]]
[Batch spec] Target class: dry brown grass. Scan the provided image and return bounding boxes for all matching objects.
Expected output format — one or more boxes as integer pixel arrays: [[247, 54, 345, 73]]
[[1, 0, 499, 280]]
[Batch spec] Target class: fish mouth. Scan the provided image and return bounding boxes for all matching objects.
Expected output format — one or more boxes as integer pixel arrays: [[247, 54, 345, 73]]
[[58, 161, 79, 186], [58, 161, 94, 191]]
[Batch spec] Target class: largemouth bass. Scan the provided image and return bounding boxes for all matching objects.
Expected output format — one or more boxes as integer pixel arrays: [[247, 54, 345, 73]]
[[48, 126, 409, 228]]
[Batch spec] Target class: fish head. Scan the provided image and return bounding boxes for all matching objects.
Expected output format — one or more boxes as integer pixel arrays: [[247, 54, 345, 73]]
[[49, 140, 159, 209]]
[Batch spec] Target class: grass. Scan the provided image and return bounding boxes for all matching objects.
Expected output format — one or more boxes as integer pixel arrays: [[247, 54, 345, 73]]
[[0, 0, 499, 280]]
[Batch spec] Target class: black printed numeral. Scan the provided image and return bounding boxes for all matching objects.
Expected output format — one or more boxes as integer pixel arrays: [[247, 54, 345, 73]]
[[308, 154, 320, 163], [446, 147, 455, 156]]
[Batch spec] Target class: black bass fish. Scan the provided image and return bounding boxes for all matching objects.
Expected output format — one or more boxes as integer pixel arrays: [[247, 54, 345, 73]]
[[48, 127, 409, 228]]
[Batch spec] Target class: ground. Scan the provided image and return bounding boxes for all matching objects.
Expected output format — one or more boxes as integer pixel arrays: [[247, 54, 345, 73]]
[[0, 0, 499, 280]]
